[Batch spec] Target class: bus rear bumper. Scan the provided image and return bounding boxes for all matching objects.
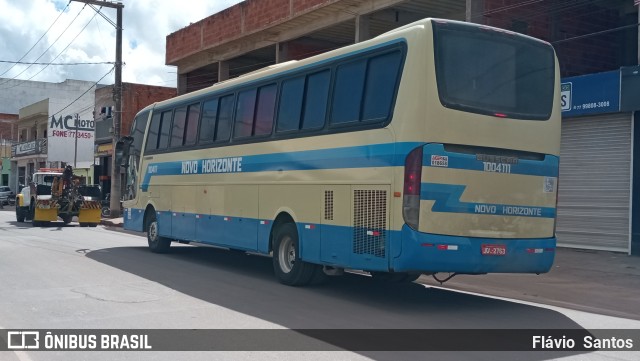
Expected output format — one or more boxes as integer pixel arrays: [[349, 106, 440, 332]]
[[391, 225, 555, 274]]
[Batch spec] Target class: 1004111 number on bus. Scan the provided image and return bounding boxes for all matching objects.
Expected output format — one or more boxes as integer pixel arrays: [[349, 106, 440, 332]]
[[483, 162, 511, 173]]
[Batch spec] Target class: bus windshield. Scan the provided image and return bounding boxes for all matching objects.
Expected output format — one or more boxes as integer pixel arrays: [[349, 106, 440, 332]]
[[433, 21, 555, 120]]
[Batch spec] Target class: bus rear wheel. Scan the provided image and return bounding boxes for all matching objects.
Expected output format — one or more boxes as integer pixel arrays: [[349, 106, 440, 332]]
[[147, 212, 171, 253], [272, 223, 316, 286]]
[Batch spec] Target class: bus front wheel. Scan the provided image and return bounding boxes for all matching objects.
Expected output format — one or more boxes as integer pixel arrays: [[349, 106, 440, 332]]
[[147, 212, 171, 253], [272, 223, 316, 286]]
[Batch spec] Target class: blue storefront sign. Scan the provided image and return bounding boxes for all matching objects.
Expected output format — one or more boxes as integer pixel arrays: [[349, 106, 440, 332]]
[[561, 70, 620, 117]]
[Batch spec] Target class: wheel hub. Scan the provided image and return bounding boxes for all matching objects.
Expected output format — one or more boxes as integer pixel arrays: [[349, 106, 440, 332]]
[[278, 236, 296, 273]]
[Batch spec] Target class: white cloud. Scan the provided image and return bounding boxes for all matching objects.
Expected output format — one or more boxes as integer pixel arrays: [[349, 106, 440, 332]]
[[0, 0, 243, 88]]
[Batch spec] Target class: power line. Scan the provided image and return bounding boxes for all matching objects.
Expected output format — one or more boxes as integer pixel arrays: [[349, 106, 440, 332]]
[[0, 60, 114, 66], [0, 1, 71, 78], [0, 4, 87, 86], [3, 6, 105, 90], [552, 22, 640, 45], [52, 66, 114, 118], [500, 0, 612, 24]]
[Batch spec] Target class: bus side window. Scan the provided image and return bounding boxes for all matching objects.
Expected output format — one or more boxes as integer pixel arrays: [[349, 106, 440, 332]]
[[184, 102, 201, 145], [199, 98, 219, 144], [234, 89, 257, 138], [362, 51, 402, 121], [158, 110, 173, 149], [331, 59, 366, 125], [170, 106, 187, 147], [145, 113, 162, 151], [277, 77, 304, 133], [254, 84, 276, 136], [302, 70, 330, 130], [216, 95, 234, 142]]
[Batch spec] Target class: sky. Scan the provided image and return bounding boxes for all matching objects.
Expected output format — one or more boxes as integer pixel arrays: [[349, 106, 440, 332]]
[[0, 0, 244, 89]]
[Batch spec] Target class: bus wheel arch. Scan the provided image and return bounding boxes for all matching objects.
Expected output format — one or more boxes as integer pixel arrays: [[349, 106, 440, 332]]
[[269, 212, 295, 254], [143, 204, 156, 232]]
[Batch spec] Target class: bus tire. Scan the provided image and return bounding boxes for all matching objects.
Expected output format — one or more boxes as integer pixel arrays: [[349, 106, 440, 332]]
[[147, 212, 171, 253], [272, 223, 316, 286], [61, 215, 72, 224]]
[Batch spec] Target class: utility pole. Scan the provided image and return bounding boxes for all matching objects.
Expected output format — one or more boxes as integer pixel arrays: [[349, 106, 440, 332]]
[[71, 0, 124, 217], [74, 114, 79, 168]]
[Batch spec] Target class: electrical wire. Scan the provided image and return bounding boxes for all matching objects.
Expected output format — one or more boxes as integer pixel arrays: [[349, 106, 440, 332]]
[[0, 4, 87, 86], [3, 6, 105, 90], [553, 22, 640, 45], [0, 60, 114, 66], [51, 66, 114, 118], [0, 1, 72, 78]]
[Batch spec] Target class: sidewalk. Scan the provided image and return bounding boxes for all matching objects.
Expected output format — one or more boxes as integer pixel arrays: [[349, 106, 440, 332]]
[[101, 217, 124, 227], [420, 247, 640, 320], [98, 217, 640, 320]]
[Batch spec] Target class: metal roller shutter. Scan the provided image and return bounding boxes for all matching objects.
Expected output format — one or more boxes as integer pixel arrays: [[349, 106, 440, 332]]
[[556, 113, 632, 253]]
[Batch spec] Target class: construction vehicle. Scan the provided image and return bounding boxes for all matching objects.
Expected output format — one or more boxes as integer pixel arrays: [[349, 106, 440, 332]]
[[15, 166, 102, 227]]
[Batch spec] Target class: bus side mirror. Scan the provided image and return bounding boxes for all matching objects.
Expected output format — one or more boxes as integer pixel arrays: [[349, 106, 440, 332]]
[[115, 136, 133, 168]]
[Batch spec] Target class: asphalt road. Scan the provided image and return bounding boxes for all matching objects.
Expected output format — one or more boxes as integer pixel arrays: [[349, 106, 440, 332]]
[[0, 210, 638, 361]]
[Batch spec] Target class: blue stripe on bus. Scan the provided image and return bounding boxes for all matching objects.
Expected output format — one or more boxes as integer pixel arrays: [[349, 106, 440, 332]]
[[421, 183, 556, 218], [123, 208, 555, 274], [423, 143, 559, 177], [140, 142, 423, 191]]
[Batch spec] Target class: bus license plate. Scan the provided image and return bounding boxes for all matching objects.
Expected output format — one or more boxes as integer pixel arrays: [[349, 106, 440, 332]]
[[481, 244, 506, 256]]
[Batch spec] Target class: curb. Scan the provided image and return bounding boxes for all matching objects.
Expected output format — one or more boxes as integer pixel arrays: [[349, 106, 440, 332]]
[[100, 219, 123, 227]]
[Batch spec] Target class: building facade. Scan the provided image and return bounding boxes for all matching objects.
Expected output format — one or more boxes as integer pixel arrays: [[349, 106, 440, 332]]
[[93, 83, 176, 198], [165, 0, 640, 254], [0, 113, 18, 186], [10, 79, 97, 192]]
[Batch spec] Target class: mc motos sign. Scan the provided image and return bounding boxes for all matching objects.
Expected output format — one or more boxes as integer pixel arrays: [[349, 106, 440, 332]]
[[48, 114, 95, 167]]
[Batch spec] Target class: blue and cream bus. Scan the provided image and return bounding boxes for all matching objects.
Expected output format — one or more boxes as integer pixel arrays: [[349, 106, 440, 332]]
[[118, 18, 561, 286]]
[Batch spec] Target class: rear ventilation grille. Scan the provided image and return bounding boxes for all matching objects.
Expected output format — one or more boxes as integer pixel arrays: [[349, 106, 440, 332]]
[[353, 189, 387, 258], [324, 190, 334, 221]]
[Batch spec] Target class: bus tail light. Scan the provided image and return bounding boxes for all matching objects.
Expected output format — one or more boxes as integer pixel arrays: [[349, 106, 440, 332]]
[[403, 146, 423, 230]]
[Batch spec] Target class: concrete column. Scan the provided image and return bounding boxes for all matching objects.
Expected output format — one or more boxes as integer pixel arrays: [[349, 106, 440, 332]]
[[276, 42, 289, 63], [218, 61, 230, 82], [466, 0, 485, 24], [355, 15, 371, 43], [177, 73, 187, 95]]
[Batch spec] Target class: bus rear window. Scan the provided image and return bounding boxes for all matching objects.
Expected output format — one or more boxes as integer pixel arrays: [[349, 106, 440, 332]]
[[432, 21, 555, 120]]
